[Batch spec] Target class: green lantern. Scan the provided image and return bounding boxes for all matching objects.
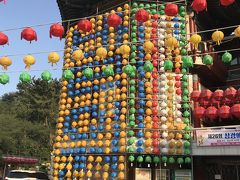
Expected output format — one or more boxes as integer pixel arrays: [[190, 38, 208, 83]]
[[128, 155, 135, 162], [168, 157, 175, 164], [123, 64, 134, 76], [153, 156, 160, 164], [183, 103, 190, 109], [184, 126, 191, 132], [184, 148, 191, 155], [182, 74, 188, 81], [164, 60, 173, 70], [0, 74, 9, 85], [129, 121, 135, 128], [203, 55, 213, 65], [129, 114, 135, 121], [127, 147, 135, 153], [19, 71, 31, 83], [127, 138, 135, 145], [183, 118, 190, 124], [63, 69, 73, 80], [185, 157, 192, 164], [137, 156, 144, 163], [222, 52, 232, 63], [129, 107, 136, 114], [144, 61, 154, 72], [129, 99, 135, 106], [183, 111, 190, 117], [162, 156, 168, 166], [41, 71, 52, 81], [184, 141, 191, 148], [129, 79, 135, 85], [83, 68, 93, 79], [177, 158, 184, 167], [145, 156, 152, 165], [182, 56, 193, 68], [181, 49, 187, 55], [127, 130, 134, 137], [181, 68, 187, 74], [130, 86, 136, 93], [183, 133, 191, 140], [103, 66, 114, 77]]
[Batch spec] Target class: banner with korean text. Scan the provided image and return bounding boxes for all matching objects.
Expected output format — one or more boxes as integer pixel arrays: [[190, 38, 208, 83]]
[[196, 129, 240, 146]]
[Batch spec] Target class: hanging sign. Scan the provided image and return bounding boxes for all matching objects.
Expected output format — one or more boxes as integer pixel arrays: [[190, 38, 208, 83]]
[[196, 129, 240, 146]]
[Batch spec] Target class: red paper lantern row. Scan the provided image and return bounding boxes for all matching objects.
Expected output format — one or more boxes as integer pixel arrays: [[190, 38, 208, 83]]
[[50, 23, 64, 40], [107, 14, 122, 28], [165, 4, 179, 16], [0, 32, 8, 45], [2, 156, 38, 164], [135, 9, 149, 23], [21, 27, 37, 43], [212, 89, 224, 101], [218, 105, 231, 119], [205, 106, 218, 120], [191, 0, 207, 13]]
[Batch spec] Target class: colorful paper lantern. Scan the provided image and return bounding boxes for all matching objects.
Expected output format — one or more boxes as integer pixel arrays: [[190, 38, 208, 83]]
[[103, 66, 114, 77], [135, 9, 149, 22], [205, 106, 218, 120], [220, 0, 235, 6], [182, 56, 193, 68], [83, 68, 93, 79], [96, 47, 107, 60], [77, 19, 92, 33], [164, 60, 173, 70], [48, 52, 60, 65], [144, 61, 154, 72], [231, 104, 240, 118], [203, 55, 213, 65], [222, 52, 232, 63], [0, 56, 12, 70], [0, 73, 9, 84], [63, 70, 73, 80], [224, 87, 236, 99], [119, 45, 131, 58], [143, 41, 154, 53], [213, 89, 224, 101], [49, 24, 64, 40], [23, 55, 35, 69], [191, 0, 207, 13], [165, 36, 178, 50], [165, 4, 178, 16], [189, 34, 201, 49], [107, 14, 122, 28], [218, 105, 231, 119], [41, 71, 52, 81], [19, 71, 31, 83], [0, 32, 8, 46], [194, 106, 205, 119], [72, 49, 84, 61], [212, 30, 224, 45], [191, 90, 201, 102], [123, 64, 134, 76], [21, 27, 37, 43]]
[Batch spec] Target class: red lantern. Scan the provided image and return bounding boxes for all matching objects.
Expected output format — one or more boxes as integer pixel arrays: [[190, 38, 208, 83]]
[[205, 106, 218, 120], [107, 14, 122, 28], [200, 89, 212, 100], [218, 105, 230, 119], [231, 104, 240, 118], [165, 4, 179, 16], [175, 81, 181, 88], [153, 60, 158, 67], [221, 97, 232, 105], [213, 89, 224, 101], [191, 0, 207, 13], [176, 88, 182, 95], [77, 19, 92, 33], [152, 108, 158, 115], [191, 90, 201, 101], [224, 87, 236, 100], [153, 147, 160, 154], [21, 27, 37, 43], [152, 80, 158, 86], [135, 9, 149, 22], [152, 132, 159, 139], [199, 99, 209, 107], [151, 14, 159, 20], [194, 106, 205, 119], [175, 75, 181, 81], [153, 122, 159, 129], [152, 139, 159, 147], [151, 22, 158, 28], [220, 0, 235, 6], [0, 32, 8, 45], [50, 24, 64, 40], [152, 101, 158, 107]]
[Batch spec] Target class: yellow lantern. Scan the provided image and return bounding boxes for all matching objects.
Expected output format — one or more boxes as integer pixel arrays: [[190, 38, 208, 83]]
[[234, 26, 240, 37], [212, 30, 224, 45], [189, 34, 202, 49], [48, 52, 60, 66], [103, 172, 109, 179], [96, 47, 107, 60], [86, 170, 92, 178], [79, 169, 85, 178], [23, 55, 35, 69], [119, 44, 130, 58], [165, 36, 178, 50], [0, 56, 12, 70], [65, 170, 72, 178], [72, 49, 84, 61], [143, 41, 154, 53]]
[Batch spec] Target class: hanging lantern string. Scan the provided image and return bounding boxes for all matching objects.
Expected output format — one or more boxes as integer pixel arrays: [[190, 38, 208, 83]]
[[0, 0, 185, 33]]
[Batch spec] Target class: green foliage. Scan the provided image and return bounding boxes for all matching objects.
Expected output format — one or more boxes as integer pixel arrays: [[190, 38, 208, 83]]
[[0, 78, 60, 164]]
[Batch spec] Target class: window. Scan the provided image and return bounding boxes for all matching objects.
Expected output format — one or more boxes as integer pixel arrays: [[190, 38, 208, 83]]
[[155, 169, 170, 180]]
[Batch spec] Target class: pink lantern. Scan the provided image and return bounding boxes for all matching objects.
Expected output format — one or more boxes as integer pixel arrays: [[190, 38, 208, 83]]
[[165, 4, 179, 16], [218, 105, 231, 119], [200, 89, 212, 100], [224, 87, 236, 100], [199, 99, 210, 107], [205, 106, 218, 120], [221, 97, 232, 105], [191, 90, 201, 102], [231, 104, 240, 118], [213, 89, 224, 101]]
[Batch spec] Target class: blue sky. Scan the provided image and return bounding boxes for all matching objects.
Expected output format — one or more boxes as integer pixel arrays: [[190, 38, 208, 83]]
[[0, 0, 64, 96]]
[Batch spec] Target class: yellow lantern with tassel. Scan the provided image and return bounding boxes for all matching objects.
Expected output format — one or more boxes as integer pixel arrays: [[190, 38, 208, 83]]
[[234, 26, 240, 37], [189, 34, 202, 49], [48, 52, 60, 66], [72, 49, 84, 61], [212, 30, 224, 45], [23, 55, 35, 70], [165, 36, 178, 50], [0, 56, 12, 70], [119, 44, 131, 58], [96, 47, 107, 60], [143, 41, 154, 53]]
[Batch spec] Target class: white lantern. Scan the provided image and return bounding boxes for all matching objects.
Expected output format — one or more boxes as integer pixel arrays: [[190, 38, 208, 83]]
[[160, 139, 168, 146], [175, 118, 182, 123], [162, 132, 168, 138], [161, 124, 168, 130], [159, 47, 165, 53], [161, 116, 167, 122]]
